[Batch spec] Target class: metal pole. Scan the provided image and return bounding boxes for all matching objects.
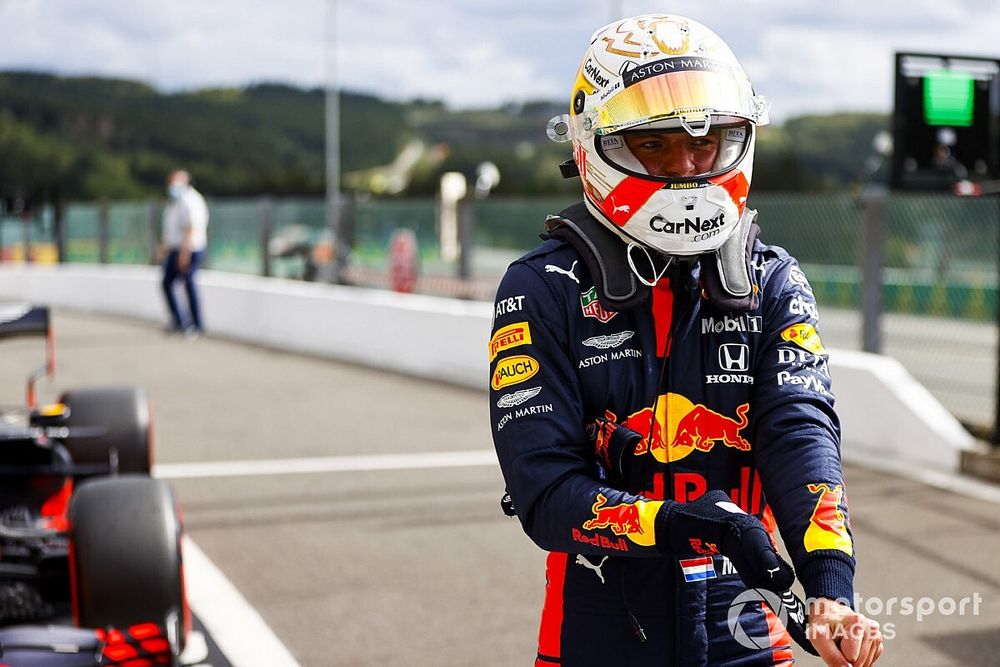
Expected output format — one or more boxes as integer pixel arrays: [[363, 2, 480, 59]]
[[97, 199, 109, 264], [148, 201, 160, 265], [993, 192, 1000, 446], [260, 196, 273, 278], [860, 185, 886, 353], [325, 0, 343, 283], [457, 198, 472, 281], [21, 215, 30, 264], [55, 201, 66, 263], [338, 192, 355, 280]]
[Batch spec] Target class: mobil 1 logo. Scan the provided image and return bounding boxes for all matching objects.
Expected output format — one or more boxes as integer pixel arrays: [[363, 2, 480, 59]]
[[701, 314, 762, 335]]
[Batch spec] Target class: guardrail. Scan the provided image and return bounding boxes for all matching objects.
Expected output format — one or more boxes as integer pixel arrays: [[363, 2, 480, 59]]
[[2, 192, 998, 435], [0, 263, 975, 473]]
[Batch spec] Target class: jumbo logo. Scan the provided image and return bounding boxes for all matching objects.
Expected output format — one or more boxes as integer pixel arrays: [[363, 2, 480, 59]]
[[781, 323, 827, 355], [488, 322, 531, 362], [608, 394, 751, 463], [491, 355, 539, 390], [582, 493, 662, 547], [803, 483, 853, 556]]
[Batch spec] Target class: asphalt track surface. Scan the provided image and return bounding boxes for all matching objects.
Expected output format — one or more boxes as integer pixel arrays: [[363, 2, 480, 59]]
[[3, 310, 1000, 666]]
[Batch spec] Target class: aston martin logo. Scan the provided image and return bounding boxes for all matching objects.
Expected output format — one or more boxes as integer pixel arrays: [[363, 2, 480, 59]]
[[582, 331, 635, 350], [497, 386, 542, 408]]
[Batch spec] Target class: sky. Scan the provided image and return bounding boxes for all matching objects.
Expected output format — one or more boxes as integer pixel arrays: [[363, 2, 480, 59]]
[[2, 0, 1000, 122]]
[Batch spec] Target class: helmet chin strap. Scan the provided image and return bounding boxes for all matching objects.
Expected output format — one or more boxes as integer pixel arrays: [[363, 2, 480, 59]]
[[626, 242, 673, 287]]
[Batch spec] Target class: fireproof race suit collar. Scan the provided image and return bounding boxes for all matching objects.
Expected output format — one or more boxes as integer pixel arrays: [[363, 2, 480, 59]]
[[542, 201, 761, 312]]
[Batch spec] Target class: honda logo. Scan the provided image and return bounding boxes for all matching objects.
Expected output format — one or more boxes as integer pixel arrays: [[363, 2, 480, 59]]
[[718, 344, 749, 372]]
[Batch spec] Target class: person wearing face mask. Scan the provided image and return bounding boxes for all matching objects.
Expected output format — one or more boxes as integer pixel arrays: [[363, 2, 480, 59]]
[[488, 14, 883, 667], [159, 169, 209, 337]]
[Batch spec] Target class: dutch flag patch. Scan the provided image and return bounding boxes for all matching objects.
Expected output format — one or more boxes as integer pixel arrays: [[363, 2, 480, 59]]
[[679, 556, 717, 583]]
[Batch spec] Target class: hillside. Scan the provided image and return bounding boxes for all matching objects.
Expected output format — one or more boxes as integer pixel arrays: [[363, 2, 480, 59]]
[[0, 71, 888, 206]]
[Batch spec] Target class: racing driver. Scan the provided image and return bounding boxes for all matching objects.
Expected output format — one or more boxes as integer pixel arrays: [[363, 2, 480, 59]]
[[488, 14, 883, 667]]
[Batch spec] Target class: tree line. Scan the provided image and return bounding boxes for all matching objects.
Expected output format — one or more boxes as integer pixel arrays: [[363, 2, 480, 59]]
[[0, 71, 887, 210]]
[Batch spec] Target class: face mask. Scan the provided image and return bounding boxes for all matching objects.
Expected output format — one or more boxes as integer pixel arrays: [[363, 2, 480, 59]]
[[168, 184, 185, 199]]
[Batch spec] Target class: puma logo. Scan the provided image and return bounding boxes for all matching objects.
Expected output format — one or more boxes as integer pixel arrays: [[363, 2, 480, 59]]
[[767, 566, 780, 577], [544, 260, 580, 284], [575, 554, 609, 584], [609, 196, 630, 216]]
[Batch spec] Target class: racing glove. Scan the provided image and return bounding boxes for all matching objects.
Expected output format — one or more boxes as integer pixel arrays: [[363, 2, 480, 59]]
[[655, 490, 795, 593], [587, 416, 640, 483]]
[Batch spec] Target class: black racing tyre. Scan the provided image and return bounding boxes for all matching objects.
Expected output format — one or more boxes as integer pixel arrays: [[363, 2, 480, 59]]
[[69, 476, 187, 654], [60, 386, 152, 474]]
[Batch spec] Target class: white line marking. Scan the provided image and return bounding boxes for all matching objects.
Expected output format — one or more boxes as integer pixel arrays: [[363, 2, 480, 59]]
[[154, 450, 497, 480], [183, 536, 302, 667]]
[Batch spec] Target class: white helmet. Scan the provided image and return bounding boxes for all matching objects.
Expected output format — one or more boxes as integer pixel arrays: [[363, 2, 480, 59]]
[[561, 15, 769, 257]]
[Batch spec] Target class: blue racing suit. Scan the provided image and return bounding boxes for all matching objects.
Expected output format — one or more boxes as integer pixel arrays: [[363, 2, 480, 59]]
[[489, 220, 856, 666]]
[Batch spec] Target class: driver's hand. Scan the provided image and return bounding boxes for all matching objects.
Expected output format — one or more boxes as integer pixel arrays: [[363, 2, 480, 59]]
[[657, 490, 795, 593], [807, 597, 883, 667]]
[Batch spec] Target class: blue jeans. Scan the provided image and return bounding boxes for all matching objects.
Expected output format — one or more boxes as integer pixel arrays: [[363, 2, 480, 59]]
[[162, 249, 204, 330]]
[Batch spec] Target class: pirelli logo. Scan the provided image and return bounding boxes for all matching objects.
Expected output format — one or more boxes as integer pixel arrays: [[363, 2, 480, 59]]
[[489, 322, 532, 362]]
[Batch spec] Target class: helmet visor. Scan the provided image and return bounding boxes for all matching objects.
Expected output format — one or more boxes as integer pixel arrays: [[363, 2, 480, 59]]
[[596, 121, 752, 181], [594, 59, 756, 135]]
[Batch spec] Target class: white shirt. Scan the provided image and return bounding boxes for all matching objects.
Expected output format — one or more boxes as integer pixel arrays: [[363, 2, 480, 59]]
[[162, 186, 209, 251]]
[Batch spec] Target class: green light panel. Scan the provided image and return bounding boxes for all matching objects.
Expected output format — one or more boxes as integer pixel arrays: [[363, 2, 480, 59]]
[[923, 69, 974, 127]]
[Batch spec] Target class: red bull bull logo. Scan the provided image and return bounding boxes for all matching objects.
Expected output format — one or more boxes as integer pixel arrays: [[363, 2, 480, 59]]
[[672, 403, 750, 452], [613, 394, 752, 463], [582, 493, 662, 547], [688, 538, 720, 555], [803, 483, 853, 556], [583, 494, 641, 534]]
